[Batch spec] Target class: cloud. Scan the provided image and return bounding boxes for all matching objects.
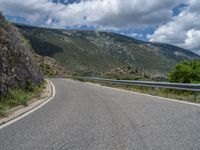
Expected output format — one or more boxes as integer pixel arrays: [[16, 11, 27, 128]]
[[0, 0, 180, 29], [149, 0, 200, 55], [1, 0, 199, 55], [119, 31, 143, 39], [185, 29, 200, 50]]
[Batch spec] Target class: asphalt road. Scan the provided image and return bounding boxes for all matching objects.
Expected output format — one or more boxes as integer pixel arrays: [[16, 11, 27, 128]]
[[0, 78, 200, 150]]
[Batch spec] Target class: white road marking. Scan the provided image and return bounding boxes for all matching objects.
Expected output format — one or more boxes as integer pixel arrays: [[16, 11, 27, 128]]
[[68, 79, 200, 107], [0, 80, 56, 130]]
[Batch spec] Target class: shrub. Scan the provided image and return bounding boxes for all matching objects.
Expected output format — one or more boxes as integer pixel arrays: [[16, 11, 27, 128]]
[[168, 60, 200, 83]]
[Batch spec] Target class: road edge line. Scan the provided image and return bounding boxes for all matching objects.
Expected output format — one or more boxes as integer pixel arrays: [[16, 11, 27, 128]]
[[0, 80, 56, 130], [69, 79, 200, 107]]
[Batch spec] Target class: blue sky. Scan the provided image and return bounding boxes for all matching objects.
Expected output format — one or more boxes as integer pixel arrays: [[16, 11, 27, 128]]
[[0, 0, 200, 55]]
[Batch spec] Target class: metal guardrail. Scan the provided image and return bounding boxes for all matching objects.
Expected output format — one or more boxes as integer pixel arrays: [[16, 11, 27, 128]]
[[73, 77, 200, 92]]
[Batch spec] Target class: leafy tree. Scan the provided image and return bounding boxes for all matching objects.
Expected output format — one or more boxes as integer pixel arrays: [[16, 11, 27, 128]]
[[168, 60, 200, 83]]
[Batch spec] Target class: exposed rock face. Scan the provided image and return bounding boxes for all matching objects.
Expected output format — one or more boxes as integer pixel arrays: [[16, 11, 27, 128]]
[[34, 54, 68, 77], [102, 66, 150, 80], [0, 12, 43, 96]]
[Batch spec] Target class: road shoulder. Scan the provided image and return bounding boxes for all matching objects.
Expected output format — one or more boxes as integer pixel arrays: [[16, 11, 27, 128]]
[[0, 79, 54, 127], [69, 79, 200, 107]]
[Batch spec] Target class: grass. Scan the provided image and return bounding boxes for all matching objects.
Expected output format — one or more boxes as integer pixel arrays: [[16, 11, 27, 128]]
[[0, 83, 45, 117], [78, 79, 200, 103]]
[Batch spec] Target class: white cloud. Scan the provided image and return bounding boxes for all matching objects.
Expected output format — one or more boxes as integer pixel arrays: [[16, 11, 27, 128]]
[[185, 29, 200, 50], [149, 0, 200, 55], [0, 0, 180, 28], [120, 32, 143, 38], [1, 0, 199, 55]]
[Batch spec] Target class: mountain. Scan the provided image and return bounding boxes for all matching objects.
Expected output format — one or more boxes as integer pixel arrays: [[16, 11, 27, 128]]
[[0, 13, 43, 96], [16, 24, 200, 79]]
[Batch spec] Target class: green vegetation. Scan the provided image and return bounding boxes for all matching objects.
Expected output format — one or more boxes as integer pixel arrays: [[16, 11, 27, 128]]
[[77, 60, 200, 103], [0, 83, 45, 117], [169, 60, 200, 83], [16, 24, 199, 78]]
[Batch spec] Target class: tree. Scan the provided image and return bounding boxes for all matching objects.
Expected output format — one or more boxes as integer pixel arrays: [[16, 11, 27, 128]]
[[168, 60, 200, 83]]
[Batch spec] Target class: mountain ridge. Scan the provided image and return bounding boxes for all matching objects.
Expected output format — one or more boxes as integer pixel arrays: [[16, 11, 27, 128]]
[[15, 24, 200, 79], [13, 23, 200, 57], [13, 23, 199, 55]]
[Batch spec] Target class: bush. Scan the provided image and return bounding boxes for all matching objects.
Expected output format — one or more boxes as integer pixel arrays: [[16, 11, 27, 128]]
[[0, 83, 44, 117], [168, 60, 200, 83]]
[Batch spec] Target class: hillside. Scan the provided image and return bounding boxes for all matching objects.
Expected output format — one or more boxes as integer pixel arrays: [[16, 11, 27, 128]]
[[16, 24, 200, 79], [34, 53, 68, 77], [0, 13, 43, 96]]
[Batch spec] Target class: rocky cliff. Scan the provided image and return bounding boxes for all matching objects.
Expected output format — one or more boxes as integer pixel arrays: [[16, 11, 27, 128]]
[[0, 12, 43, 96]]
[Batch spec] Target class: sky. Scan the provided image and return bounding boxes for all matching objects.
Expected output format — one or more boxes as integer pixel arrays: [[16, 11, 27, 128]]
[[0, 0, 200, 55]]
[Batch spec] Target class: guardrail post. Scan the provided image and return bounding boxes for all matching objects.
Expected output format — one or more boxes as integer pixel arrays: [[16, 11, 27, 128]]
[[193, 91, 198, 102]]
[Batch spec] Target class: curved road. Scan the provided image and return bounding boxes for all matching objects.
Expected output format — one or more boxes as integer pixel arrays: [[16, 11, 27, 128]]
[[0, 79, 200, 150]]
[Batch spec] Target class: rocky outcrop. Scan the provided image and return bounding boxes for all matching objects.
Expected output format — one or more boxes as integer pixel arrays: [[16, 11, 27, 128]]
[[0, 12, 43, 96], [102, 66, 150, 80], [34, 54, 68, 77]]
